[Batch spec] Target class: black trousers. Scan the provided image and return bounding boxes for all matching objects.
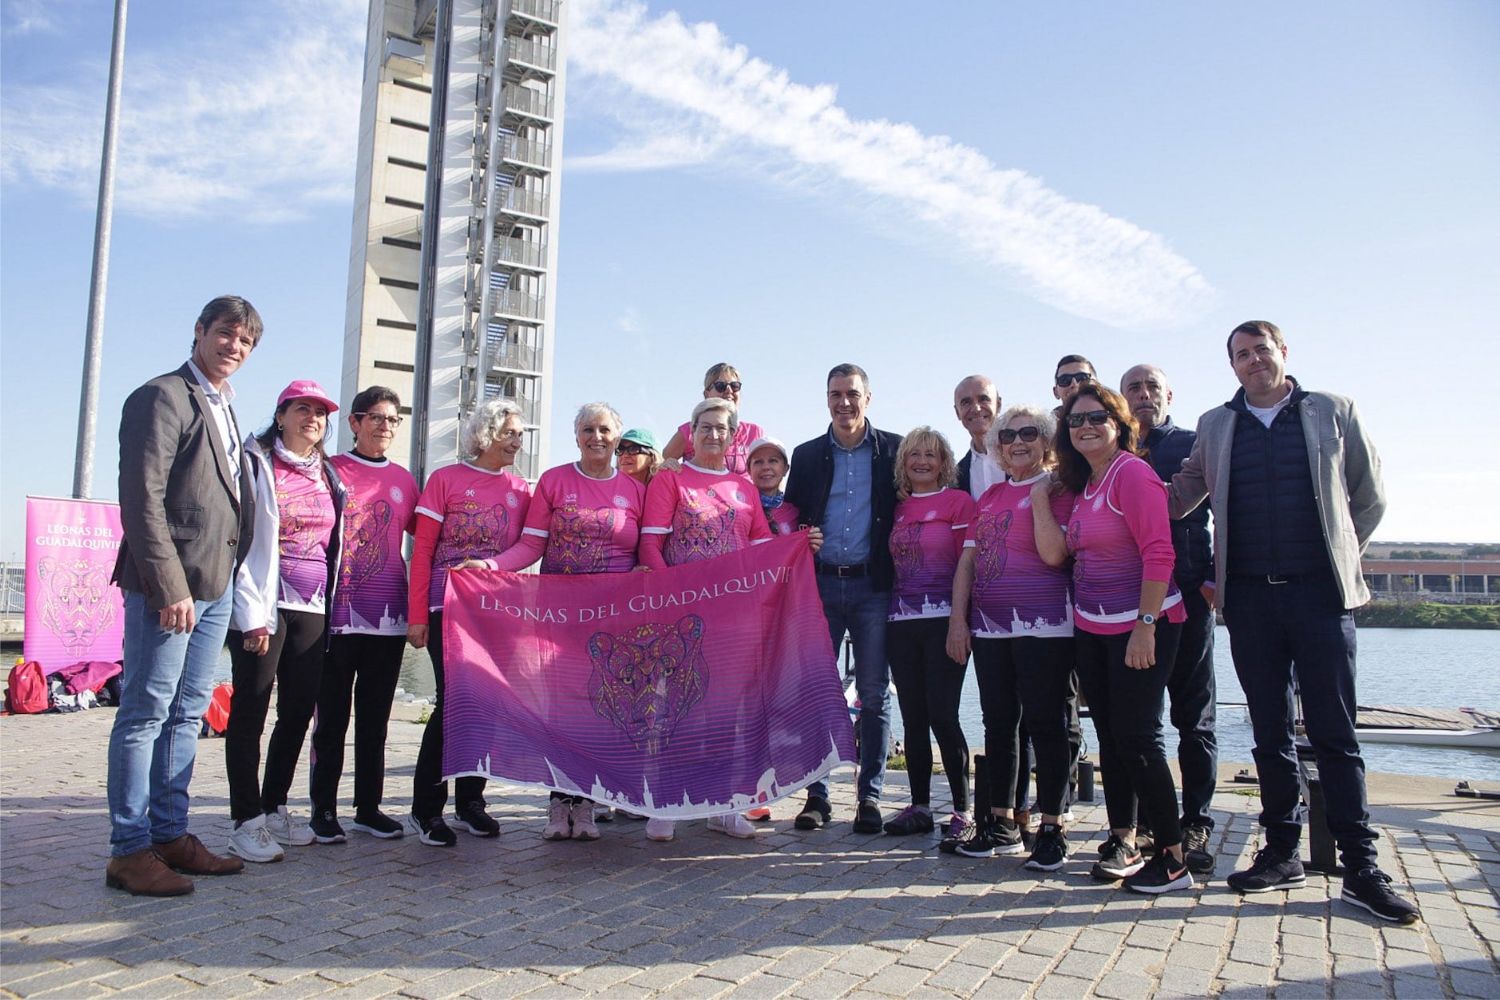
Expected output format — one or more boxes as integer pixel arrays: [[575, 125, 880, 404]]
[[1223, 576, 1377, 871], [1074, 623, 1184, 848], [411, 611, 487, 820], [887, 618, 969, 812], [974, 636, 1078, 817], [1168, 585, 1217, 828], [226, 609, 326, 823], [310, 633, 405, 815]]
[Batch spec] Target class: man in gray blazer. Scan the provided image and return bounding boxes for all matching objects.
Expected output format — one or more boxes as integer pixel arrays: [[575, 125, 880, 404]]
[[1169, 320, 1417, 925], [105, 295, 263, 896]]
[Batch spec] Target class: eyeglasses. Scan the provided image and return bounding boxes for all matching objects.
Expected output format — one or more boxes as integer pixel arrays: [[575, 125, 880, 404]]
[[998, 426, 1042, 444], [1065, 410, 1112, 428], [354, 412, 403, 427], [711, 380, 742, 393], [616, 443, 650, 456], [1055, 372, 1094, 388]]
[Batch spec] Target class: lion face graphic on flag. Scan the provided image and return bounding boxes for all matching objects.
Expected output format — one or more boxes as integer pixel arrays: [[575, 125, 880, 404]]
[[586, 614, 708, 754]]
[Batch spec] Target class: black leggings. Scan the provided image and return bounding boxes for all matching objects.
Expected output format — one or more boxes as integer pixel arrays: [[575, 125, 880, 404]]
[[1074, 623, 1184, 847], [310, 633, 405, 815], [411, 611, 487, 821], [887, 618, 969, 812], [226, 609, 326, 823], [973, 636, 1078, 817]]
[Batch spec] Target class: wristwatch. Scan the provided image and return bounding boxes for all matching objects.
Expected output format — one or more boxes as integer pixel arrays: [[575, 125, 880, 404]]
[[1137, 612, 1157, 625]]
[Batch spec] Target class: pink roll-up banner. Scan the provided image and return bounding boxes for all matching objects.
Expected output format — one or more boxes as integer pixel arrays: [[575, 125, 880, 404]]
[[441, 532, 857, 818], [23, 496, 126, 670]]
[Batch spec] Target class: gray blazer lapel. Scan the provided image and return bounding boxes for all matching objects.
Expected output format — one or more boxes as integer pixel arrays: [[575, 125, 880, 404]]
[[180, 365, 239, 505]]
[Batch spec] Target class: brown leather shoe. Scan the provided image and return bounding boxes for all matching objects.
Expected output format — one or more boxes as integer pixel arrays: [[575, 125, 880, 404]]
[[105, 848, 194, 897], [154, 833, 245, 876]]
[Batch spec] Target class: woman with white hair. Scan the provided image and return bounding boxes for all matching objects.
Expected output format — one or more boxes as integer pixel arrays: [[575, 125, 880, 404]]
[[404, 399, 534, 848], [946, 404, 1079, 872], [639, 396, 774, 841], [481, 402, 647, 842]]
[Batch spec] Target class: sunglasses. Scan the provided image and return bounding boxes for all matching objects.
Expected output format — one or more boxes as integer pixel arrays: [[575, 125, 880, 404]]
[[353, 412, 403, 427], [616, 443, 650, 456], [1065, 410, 1112, 429], [711, 380, 742, 393], [1055, 372, 1094, 388], [998, 426, 1041, 444]]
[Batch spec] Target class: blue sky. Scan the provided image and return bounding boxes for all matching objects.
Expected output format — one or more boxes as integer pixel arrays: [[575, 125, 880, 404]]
[[3, 0, 1498, 561]]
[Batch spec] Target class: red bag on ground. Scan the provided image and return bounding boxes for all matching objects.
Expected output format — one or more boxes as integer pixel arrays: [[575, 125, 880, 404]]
[[4, 660, 50, 715], [203, 682, 233, 735]]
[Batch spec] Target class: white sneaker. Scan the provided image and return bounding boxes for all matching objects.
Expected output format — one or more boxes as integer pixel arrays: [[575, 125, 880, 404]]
[[228, 815, 285, 863], [542, 798, 571, 841], [264, 806, 315, 846], [570, 799, 600, 841], [645, 818, 675, 842], [708, 813, 757, 839]]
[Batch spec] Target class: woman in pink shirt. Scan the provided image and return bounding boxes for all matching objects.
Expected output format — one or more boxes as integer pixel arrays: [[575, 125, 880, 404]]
[[640, 397, 774, 841], [660, 363, 766, 476], [1032, 386, 1191, 895], [881, 428, 975, 839], [482, 402, 647, 842], [405, 400, 533, 848]]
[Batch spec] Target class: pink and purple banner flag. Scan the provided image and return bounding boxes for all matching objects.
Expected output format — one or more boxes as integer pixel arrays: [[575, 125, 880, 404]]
[[24, 496, 126, 669], [440, 533, 856, 818]]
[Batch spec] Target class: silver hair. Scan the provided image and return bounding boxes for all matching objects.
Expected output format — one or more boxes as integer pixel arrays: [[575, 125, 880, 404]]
[[462, 399, 524, 458], [690, 396, 738, 433], [986, 403, 1058, 473], [573, 401, 623, 436]]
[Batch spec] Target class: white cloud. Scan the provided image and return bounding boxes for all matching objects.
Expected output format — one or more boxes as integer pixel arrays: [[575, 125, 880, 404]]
[[0, 1, 365, 221], [567, 0, 1214, 330]]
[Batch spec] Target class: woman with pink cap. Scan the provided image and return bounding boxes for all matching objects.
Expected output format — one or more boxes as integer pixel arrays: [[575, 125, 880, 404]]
[[224, 380, 347, 864]]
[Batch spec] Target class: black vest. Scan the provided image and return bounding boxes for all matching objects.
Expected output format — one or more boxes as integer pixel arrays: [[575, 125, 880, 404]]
[[1225, 394, 1333, 579]]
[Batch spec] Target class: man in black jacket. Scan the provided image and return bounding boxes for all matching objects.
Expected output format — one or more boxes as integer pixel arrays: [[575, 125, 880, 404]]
[[1122, 363, 1217, 875], [952, 374, 1003, 498], [785, 364, 903, 834]]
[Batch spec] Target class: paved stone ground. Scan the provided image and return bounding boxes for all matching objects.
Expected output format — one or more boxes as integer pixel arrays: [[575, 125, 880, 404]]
[[3, 706, 1498, 999]]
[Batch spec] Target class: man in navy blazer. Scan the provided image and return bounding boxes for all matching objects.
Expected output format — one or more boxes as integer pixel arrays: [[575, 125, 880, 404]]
[[106, 295, 262, 896]]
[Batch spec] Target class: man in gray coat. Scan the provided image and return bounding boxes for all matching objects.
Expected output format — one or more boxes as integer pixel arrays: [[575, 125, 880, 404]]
[[1169, 320, 1417, 924], [105, 295, 262, 896]]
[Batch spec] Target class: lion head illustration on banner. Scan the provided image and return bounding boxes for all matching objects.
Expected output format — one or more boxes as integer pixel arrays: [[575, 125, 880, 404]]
[[586, 614, 708, 754], [37, 556, 116, 657]]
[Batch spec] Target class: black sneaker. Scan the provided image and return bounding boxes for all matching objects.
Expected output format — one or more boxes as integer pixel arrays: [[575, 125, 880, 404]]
[[414, 814, 457, 847], [350, 809, 404, 839], [883, 805, 935, 836], [958, 818, 1025, 858], [1181, 824, 1214, 875], [451, 800, 500, 838], [1125, 852, 1194, 895], [1091, 836, 1145, 880], [1024, 823, 1070, 871], [794, 795, 832, 830], [852, 800, 884, 834], [1134, 827, 1157, 857], [939, 814, 979, 855], [1342, 868, 1419, 924], [309, 809, 346, 844], [1226, 847, 1306, 894]]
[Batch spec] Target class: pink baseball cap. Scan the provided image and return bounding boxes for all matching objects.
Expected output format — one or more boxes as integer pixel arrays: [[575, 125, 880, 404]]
[[276, 379, 339, 413]]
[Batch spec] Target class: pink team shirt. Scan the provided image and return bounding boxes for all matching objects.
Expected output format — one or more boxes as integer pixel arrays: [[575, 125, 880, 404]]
[[1066, 452, 1184, 635], [414, 462, 532, 612], [272, 456, 337, 613], [328, 453, 418, 635], [677, 419, 767, 476], [888, 489, 975, 620], [763, 496, 800, 535], [641, 463, 773, 567], [964, 473, 1076, 638], [522, 465, 646, 574]]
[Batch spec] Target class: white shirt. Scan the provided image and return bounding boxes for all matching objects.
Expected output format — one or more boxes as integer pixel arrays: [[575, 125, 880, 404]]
[[186, 358, 240, 493], [1246, 384, 1295, 428], [965, 448, 1005, 500]]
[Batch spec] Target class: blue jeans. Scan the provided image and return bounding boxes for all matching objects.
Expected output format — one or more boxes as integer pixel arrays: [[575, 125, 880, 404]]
[[1223, 575, 1377, 872], [107, 582, 232, 856], [807, 575, 890, 803]]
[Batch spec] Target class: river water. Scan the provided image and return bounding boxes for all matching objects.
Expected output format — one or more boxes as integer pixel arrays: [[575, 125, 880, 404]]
[[375, 625, 1499, 783]]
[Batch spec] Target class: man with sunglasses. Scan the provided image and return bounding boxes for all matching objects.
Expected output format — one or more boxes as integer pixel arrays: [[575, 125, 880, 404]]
[[1169, 322, 1417, 924], [1051, 355, 1096, 417], [1121, 363, 1217, 876]]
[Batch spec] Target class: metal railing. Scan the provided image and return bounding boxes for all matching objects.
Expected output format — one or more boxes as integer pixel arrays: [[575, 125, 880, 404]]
[[489, 339, 541, 372], [500, 135, 552, 169], [504, 36, 556, 71], [491, 286, 542, 320], [509, 0, 560, 26], [495, 235, 546, 269], [495, 185, 549, 218], [503, 85, 552, 119]]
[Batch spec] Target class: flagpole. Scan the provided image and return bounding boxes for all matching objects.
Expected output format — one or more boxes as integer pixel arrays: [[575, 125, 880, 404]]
[[72, 0, 129, 499]]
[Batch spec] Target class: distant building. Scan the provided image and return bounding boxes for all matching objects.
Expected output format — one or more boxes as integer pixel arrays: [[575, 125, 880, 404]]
[[1362, 558, 1500, 603], [341, 0, 567, 482]]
